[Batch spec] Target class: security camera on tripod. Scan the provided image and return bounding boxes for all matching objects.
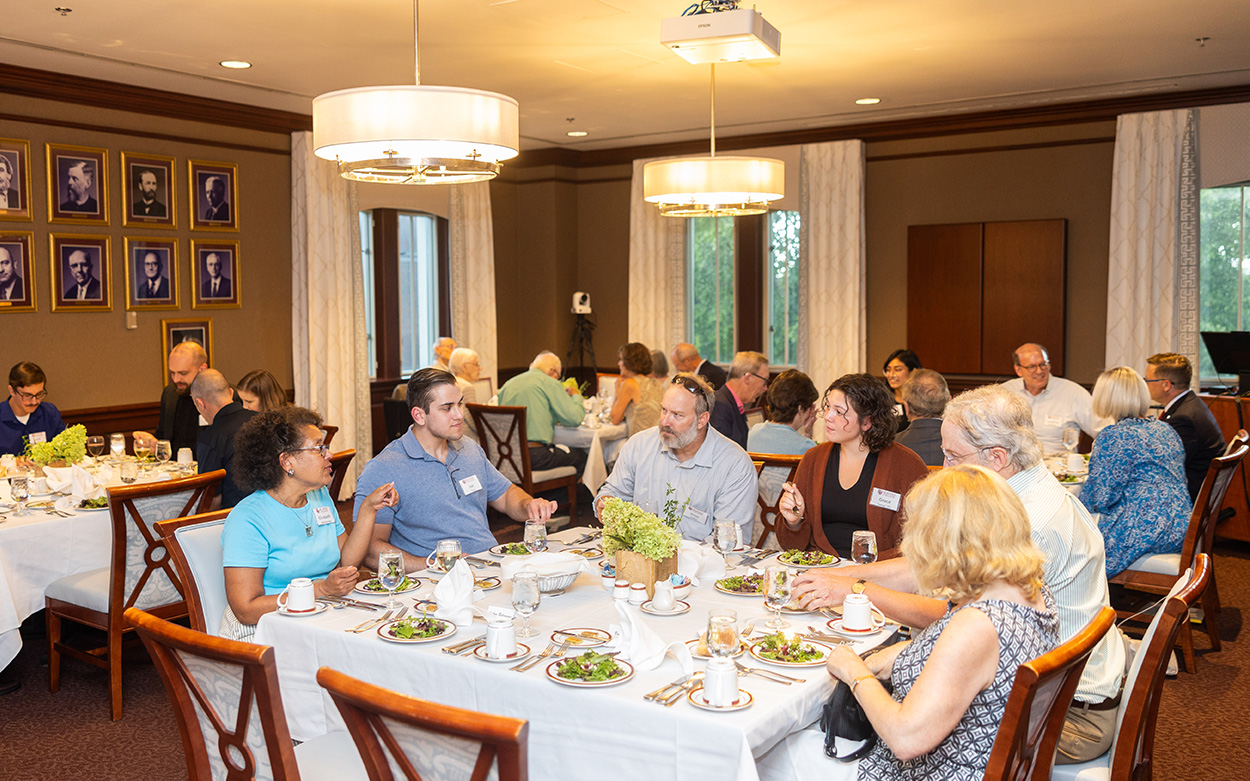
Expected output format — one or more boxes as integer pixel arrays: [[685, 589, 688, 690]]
[[566, 292, 598, 394]]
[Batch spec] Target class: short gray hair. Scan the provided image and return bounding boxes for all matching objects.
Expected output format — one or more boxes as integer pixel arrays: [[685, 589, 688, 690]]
[[901, 369, 949, 419], [728, 351, 768, 380], [943, 385, 1042, 472], [530, 350, 561, 375], [448, 347, 479, 376]]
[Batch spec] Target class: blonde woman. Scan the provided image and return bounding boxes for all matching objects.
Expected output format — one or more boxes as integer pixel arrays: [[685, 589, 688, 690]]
[[1084, 366, 1190, 576]]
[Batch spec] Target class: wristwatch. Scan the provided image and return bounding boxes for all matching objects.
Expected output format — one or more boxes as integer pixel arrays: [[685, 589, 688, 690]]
[[851, 579, 868, 595]]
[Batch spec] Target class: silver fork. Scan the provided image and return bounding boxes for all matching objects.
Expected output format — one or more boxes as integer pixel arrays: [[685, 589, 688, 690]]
[[523, 640, 570, 672], [347, 608, 394, 633], [661, 676, 704, 706], [644, 673, 692, 701], [734, 659, 803, 684], [511, 641, 556, 671]]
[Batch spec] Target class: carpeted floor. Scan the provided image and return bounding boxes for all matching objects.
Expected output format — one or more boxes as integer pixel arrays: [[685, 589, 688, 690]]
[[3, 530, 1247, 780]]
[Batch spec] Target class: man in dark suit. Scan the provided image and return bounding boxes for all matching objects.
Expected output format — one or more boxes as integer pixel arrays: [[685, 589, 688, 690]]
[[893, 369, 949, 466], [63, 249, 101, 300], [134, 169, 167, 218], [134, 341, 213, 457], [671, 342, 728, 390], [137, 251, 170, 300], [191, 369, 255, 508], [709, 351, 769, 450], [59, 161, 99, 213], [0, 154, 20, 211], [0, 247, 23, 301], [201, 252, 232, 299], [1147, 352, 1225, 500], [203, 175, 231, 222]]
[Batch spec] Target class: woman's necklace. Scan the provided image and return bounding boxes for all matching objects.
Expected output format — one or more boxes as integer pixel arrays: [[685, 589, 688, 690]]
[[268, 488, 312, 537]]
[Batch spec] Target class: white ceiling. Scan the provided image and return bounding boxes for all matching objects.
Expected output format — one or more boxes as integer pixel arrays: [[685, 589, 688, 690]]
[[2, 0, 1248, 151]]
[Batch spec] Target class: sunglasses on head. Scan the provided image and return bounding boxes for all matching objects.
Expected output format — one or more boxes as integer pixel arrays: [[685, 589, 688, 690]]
[[671, 375, 703, 394]]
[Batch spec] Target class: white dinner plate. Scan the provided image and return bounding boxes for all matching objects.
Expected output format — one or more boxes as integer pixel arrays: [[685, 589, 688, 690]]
[[55, 496, 109, 514], [475, 576, 502, 591], [354, 576, 422, 596], [551, 628, 611, 647], [377, 617, 457, 644], [561, 547, 604, 561], [488, 543, 533, 557], [714, 576, 763, 596], [545, 657, 634, 687], [277, 603, 329, 618], [473, 643, 531, 663], [687, 685, 754, 712], [748, 638, 833, 667], [640, 599, 691, 616], [771, 550, 841, 569]]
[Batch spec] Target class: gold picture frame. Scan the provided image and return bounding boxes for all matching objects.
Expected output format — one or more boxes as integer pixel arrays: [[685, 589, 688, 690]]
[[0, 231, 36, 312], [47, 143, 109, 226], [188, 159, 238, 232], [0, 138, 33, 222], [121, 152, 176, 229], [161, 318, 214, 385], [125, 237, 180, 311], [49, 233, 111, 312], [190, 239, 240, 309]]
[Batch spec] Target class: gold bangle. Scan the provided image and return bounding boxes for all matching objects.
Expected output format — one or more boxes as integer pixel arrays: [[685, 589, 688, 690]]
[[849, 674, 876, 695]]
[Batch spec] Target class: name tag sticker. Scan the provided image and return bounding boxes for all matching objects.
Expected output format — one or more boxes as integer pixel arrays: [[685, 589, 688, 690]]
[[313, 505, 336, 526], [1044, 416, 1063, 427], [459, 474, 483, 495], [869, 488, 902, 512], [198, 414, 210, 427], [27, 432, 47, 444], [681, 505, 708, 529]]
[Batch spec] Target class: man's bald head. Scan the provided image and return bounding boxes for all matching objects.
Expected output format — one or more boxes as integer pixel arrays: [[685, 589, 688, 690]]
[[189, 369, 234, 423], [168, 341, 209, 394], [670, 343, 701, 372]]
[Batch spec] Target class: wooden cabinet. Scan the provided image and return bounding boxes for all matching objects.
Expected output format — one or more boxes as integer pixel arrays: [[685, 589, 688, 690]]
[[1201, 394, 1250, 543]]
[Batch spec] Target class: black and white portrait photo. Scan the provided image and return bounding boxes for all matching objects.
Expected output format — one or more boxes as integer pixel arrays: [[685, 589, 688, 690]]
[[0, 233, 35, 311], [48, 144, 109, 226], [189, 159, 238, 231], [50, 233, 111, 311], [125, 237, 179, 311], [191, 240, 240, 308], [122, 152, 176, 228]]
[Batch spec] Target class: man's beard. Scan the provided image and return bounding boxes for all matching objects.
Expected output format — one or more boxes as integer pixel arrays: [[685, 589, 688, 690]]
[[660, 423, 698, 450]]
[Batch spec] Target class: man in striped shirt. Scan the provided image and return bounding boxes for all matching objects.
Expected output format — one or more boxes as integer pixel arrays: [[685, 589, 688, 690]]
[[793, 384, 1127, 764]]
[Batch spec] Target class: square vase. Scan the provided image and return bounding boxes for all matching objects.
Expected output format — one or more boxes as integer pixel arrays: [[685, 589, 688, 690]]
[[615, 550, 678, 599]]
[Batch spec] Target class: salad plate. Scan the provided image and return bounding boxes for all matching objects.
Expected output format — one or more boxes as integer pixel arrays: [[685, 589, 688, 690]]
[[687, 686, 754, 712], [748, 636, 832, 667], [640, 599, 691, 616], [546, 653, 634, 687], [684, 638, 747, 660], [377, 616, 457, 644], [55, 496, 110, 514], [354, 576, 422, 596], [714, 573, 763, 596], [473, 643, 531, 663], [412, 599, 439, 613], [489, 542, 532, 557], [771, 549, 840, 569], [277, 603, 329, 618]]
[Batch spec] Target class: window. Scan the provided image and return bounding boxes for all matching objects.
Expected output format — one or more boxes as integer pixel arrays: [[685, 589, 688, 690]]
[[685, 210, 801, 366], [1199, 183, 1249, 380], [397, 213, 440, 375]]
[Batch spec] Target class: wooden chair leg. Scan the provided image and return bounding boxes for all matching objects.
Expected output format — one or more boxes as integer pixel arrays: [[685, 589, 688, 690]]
[[1200, 588, 1222, 652], [109, 628, 123, 721], [47, 610, 61, 693], [1178, 621, 1196, 673], [567, 483, 578, 525]]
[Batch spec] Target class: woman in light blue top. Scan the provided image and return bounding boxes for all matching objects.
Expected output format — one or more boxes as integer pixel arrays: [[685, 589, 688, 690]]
[[748, 369, 819, 512], [1083, 366, 1191, 576], [221, 406, 396, 637]]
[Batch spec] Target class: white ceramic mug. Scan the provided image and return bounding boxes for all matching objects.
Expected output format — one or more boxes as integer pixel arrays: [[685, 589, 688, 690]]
[[29, 476, 48, 494], [486, 617, 518, 659], [277, 577, 317, 613], [704, 657, 739, 707], [1067, 453, 1085, 473], [842, 593, 874, 631]]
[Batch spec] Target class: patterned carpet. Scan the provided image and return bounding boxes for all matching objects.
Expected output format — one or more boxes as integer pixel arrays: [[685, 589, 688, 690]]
[[2, 536, 1247, 780]]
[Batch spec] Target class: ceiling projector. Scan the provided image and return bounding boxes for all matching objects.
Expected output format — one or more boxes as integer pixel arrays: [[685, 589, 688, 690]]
[[660, 8, 781, 64]]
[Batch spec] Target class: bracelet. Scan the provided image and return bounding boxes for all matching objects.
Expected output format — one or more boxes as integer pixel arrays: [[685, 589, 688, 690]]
[[849, 674, 876, 695]]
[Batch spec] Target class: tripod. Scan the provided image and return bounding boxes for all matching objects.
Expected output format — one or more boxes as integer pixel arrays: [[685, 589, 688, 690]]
[[565, 313, 597, 391]]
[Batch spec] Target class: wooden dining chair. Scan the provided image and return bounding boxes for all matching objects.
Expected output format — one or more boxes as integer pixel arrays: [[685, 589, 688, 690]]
[[1051, 555, 1212, 781], [466, 403, 578, 524], [317, 666, 529, 781], [155, 509, 231, 635], [383, 399, 412, 443], [744, 406, 766, 429], [1108, 437, 1247, 671], [982, 606, 1116, 781], [45, 469, 225, 720], [596, 372, 619, 399], [321, 425, 339, 447], [124, 607, 363, 781], [747, 452, 804, 548], [327, 449, 358, 532]]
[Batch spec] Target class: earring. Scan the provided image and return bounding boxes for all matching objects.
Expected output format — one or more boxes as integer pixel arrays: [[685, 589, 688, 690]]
[[287, 467, 295, 476]]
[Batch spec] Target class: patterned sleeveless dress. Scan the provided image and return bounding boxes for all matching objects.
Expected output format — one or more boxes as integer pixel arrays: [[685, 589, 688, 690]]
[[857, 588, 1059, 780]]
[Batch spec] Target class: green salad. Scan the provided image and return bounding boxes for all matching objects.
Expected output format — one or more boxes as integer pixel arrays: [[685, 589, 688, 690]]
[[388, 616, 448, 640], [500, 543, 531, 555], [756, 632, 823, 663], [1058, 474, 1082, 484], [716, 573, 763, 593], [778, 549, 836, 566], [360, 576, 416, 592], [78, 496, 109, 509], [554, 651, 624, 682]]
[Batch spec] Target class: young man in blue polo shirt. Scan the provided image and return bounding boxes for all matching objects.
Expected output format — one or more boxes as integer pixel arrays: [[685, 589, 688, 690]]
[[1, 362, 66, 457], [355, 368, 556, 571]]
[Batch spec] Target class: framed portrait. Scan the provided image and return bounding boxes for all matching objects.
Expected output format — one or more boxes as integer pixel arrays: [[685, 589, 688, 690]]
[[0, 139, 33, 222], [121, 152, 176, 229], [188, 159, 238, 232], [0, 231, 36, 312], [161, 318, 214, 384], [191, 239, 240, 309], [47, 143, 109, 226], [49, 234, 111, 312], [124, 237, 179, 311]]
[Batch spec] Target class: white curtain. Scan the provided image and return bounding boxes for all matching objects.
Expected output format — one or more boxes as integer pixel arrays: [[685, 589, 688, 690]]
[[628, 158, 686, 355], [1105, 110, 1199, 382], [449, 182, 499, 390], [290, 131, 370, 497], [798, 140, 866, 392]]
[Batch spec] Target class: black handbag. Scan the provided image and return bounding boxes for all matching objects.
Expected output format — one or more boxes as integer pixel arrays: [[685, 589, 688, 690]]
[[819, 629, 904, 762]]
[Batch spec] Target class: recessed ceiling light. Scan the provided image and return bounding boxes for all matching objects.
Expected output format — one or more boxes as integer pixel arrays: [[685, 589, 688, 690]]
[[219, 60, 252, 70], [855, 97, 881, 105], [566, 130, 588, 138]]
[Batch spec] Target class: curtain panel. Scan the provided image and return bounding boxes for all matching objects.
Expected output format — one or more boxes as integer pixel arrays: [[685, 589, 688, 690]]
[[628, 158, 687, 358], [449, 182, 500, 390], [290, 131, 370, 496]]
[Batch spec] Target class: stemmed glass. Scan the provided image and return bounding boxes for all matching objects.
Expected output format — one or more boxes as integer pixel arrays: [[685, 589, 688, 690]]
[[133, 438, 151, 472], [851, 530, 878, 565], [10, 472, 30, 517], [155, 440, 172, 473], [512, 572, 541, 638], [1061, 426, 1080, 459], [763, 565, 793, 631], [435, 539, 461, 573], [707, 608, 739, 658], [713, 521, 738, 568], [378, 552, 405, 610], [524, 520, 548, 553], [86, 436, 105, 459]]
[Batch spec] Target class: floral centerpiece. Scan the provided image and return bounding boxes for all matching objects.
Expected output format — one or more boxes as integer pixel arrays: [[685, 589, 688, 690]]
[[24, 424, 88, 467], [600, 495, 683, 598]]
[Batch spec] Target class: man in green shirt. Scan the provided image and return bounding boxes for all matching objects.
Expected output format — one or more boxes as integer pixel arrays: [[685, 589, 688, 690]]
[[497, 350, 588, 476]]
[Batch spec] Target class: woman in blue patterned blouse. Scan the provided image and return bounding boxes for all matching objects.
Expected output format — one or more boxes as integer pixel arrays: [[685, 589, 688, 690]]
[[1083, 366, 1191, 576]]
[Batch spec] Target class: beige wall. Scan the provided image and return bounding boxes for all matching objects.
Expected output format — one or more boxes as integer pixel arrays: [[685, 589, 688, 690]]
[[0, 96, 293, 410]]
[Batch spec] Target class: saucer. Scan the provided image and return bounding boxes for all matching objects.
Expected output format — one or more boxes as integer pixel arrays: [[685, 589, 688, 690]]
[[473, 643, 531, 662], [687, 685, 754, 712], [825, 612, 888, 636], [276, 602, 329, 618], [640, 599, 691, 616]]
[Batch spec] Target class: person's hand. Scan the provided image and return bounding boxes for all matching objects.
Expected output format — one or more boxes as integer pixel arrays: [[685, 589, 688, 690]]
[[364, 482, 398, 512], [131, 431, 156, 449], [779, 482, 805, 526], [793, 570, 860, 609], [319, 565, 359, 597], [564, 384, 579, 397], [525, 498, 557, 521], [826, 645, 872, 684]]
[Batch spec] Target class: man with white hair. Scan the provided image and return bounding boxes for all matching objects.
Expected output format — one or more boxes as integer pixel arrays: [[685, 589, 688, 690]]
[[792, 384, 1127, 764], [431, 337, 456, 372], [497, 350, 587, 475], [708, 351, 769, 449]]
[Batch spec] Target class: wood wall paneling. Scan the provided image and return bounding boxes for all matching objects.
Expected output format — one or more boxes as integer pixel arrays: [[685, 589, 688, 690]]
[[981, 219, 1067, 376], [1203, 395, 1250, 543], [735, 214, 765, 354], [907, 224, 984, 374]]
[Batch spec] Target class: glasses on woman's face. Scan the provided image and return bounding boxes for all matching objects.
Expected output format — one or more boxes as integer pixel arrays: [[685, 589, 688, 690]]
[[287, 444, 331, 459]]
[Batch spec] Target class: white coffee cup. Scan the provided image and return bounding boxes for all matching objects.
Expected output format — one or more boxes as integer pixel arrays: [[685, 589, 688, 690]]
[[277, 577, 317, 613], [842, 593, 874, 631], [485, 616, 518, 659], [177, 447, 194, 465], [30, 476, 48, 494], [1067, 453, 1085, 473], [704, 657, 739, 707]]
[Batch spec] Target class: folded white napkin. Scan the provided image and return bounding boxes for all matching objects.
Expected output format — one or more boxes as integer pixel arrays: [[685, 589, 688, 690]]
[[433, 559, 480, 627], [499, 551, 596, 581], [604, 600, 693, 673], [677, 541, 726, 586], [44, 463, 106, 501]]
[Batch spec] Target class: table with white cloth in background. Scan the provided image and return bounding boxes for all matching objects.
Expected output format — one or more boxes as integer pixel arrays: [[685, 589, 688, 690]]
[[256, 528, 892, 781], [553, 422, 628, 492]]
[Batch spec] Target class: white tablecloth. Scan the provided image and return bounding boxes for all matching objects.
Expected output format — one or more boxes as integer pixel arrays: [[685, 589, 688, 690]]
[[256, 528, 890, 781], [553, 422, 628, 492]]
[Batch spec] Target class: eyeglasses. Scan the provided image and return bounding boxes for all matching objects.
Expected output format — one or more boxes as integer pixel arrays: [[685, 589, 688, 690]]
[[1018, 362, 1049, 372], [286, 444, 331, 458], [1143, 378, 1169, 384], [12, 388, 48, 403], [941, 447, 992, 465], [745, 371, 770, 387]]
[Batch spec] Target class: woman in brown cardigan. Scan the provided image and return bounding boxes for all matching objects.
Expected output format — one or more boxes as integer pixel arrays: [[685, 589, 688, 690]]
[[777, 373, 928, 559]]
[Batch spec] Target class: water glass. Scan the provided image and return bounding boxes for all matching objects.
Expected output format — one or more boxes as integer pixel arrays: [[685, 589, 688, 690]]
[[706, 608, 738, 658], [155, 440, 172, 469], [851, 530, 878, 565], [435, 539, 461, 573], [109, 434, 126, 460], [524, 520, 548, 553], [1061, 426, 1080, 456], [763, 565, 792, 630], [10, 472, 30, 517], [378, 552, 405, 610], [86, 436, 105, 458], [512, 572, 541, 638], [119, 460, 139, 484], [713, 521, 738, 567]]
